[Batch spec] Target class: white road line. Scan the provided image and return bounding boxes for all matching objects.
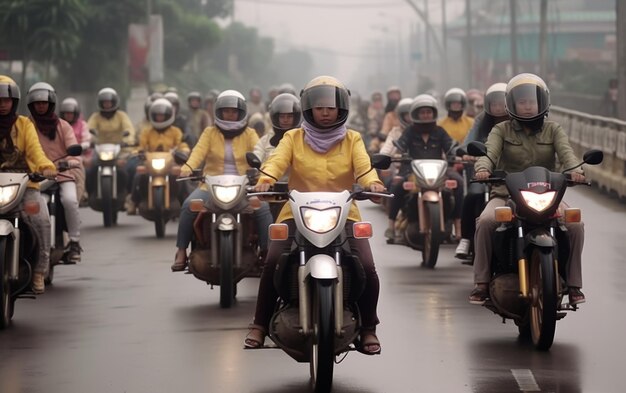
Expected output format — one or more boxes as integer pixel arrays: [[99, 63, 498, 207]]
[[511, 369, 541, 391]]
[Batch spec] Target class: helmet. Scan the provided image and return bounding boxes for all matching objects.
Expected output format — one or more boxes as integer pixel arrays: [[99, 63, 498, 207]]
[[204, 89, 220, 105], [300, 75, 350, 129], [97, 87, 119, 112], [164, 91, 180, 111], [148, 98, 175, 131], [187, 91, 202, 103], [395, 97, 414, 128], [269, 93, 302, 132], [505, 73, 550, 122], [144, 92, 164, 118], [277, 83, 297, 96], [59, 97, 81, 120], [214, 90, 247, 121], [27, 82, 57, 108], [0, 75, 20, 115], [483, 83, 507, 117], [386, 85, 402, 99], [409, 94, 438, 124], [443, 87, 467, 111]]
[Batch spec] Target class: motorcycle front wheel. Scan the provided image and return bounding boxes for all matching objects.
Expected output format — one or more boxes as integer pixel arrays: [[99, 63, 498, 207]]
[[219, 231, 235, 308], [0, 238, 13, 329], [529, 248, 558, 350], [153, 187, 166, 238], [101, 176, 114, 227], [421, 201, 442, 268], [310, 279, 334, 393]]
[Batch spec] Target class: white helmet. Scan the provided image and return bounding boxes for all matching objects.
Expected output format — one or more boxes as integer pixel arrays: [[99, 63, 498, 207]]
[[409, 94, 438, 124], [215, 90, 247, 121], [443, 87, 467, 111], [505, 73, 550, 122], [395, 97, 414, 128], [149, 98, 175, 131], [97, 87, 119, 112], [483, 83, 507, 117]]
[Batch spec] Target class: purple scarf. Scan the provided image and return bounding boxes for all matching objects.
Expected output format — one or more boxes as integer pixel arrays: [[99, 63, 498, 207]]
[[302, 121, 347, 153]]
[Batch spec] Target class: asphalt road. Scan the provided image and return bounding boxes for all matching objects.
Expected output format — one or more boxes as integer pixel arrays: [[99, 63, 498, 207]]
[[0, 186, 624, 393]]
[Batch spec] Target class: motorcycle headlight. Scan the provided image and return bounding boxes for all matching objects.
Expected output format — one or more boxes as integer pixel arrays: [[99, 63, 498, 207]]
[[521, 190, 557, 212], [301, 207, 340, 234], [0, 184, 19, 207], [98, 151, 115, 161], [418, 162, 444, 186], [151, 158, 166, 171], [213, 185, 240, 204]]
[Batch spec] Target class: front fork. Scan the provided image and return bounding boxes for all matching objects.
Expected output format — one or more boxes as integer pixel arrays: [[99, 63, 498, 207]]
[[517, 223, 561, 298], [97, 165, 117, 199], [209, 213, 241, 269], [417, 191, 445, 233], [148, 175, 170, 210]]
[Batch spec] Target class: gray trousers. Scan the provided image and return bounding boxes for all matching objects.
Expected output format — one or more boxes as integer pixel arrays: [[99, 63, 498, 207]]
[[21, 189, 51, 275], [473, 197, 584, 287]]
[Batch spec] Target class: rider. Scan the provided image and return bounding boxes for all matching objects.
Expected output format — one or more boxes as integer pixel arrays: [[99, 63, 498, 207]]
[[247, 87, 266, 117], [27, 82, 83, 264], [172, 90, 273, 271], [469, 73, 587, 306], [253, 93, 302, 163], [204, 89, 220, 126], [186, 91, 210, 145], [59, 97, 91, 202], [368, 86, 402, 153], [164, 91, 189, 137], [438, 88, 474, 143], [245, 76, 385, 355], [128, 98, 189, 212], [385, 94, 464, 242], [455, 83, 509, 259], [0, 76, 57, 293], [136, 92, 164, 145]]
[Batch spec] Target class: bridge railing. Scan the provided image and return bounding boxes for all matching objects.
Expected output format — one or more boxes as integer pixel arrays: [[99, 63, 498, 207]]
[[551, 105, 626, 201]]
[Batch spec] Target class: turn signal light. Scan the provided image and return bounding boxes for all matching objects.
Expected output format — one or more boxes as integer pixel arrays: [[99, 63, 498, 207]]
[[494, 206, 513, 222], [564, 208, 581, 223], [269, 223, 289, 240], [136, 165, 147, 175], [353, 222, 372, 239], [24, 200, 40, 215], [189, 199, 205, 212], [445, 179, 458, 189], [403, 181, 416, 191]]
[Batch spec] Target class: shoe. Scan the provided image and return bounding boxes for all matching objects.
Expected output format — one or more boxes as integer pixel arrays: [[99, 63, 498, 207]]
[[125, 195, 137, 215], [66, 241, 82, 264], [455, 239, 471, 259], [244, 325, 267, 349], [358, 328, 381, 355], [384, 228, 395, 240], [568, 287, 586, 305], [469, 284, 489, 305], [171, 250, 188, 272], [32, 272, 45, 294]]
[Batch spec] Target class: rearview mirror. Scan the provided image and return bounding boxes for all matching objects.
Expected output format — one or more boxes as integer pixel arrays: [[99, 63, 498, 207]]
[[467, 141, 487, 157], [173, 150, 189, 166], [582, 149, 603, 166], [246, 152, 262, 169], [66, 144, 83, 157], [370, 154, 391, 170]]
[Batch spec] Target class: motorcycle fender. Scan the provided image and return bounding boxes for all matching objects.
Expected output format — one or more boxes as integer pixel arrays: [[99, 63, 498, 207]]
[[525, 228, 556, 249], [305, 254, 338, 279], [101, 167, 113, 176], [0, 219, 15, 237], [216, 214, 236, 231], [422, 190, 440, 202], [151, 177, 166, 187]]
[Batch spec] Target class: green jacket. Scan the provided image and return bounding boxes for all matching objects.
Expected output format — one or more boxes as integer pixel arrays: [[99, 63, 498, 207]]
[[475, 119, 582, 197]]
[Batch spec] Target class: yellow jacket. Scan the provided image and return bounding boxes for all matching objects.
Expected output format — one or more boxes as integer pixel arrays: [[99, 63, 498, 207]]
[[258, 128, 383, 223], [185, 126, 259, 189], [139, 126, 189, 153], [437, 115, 474, 143], [0, 116, 55, 189], [87, 110, 136, 145]]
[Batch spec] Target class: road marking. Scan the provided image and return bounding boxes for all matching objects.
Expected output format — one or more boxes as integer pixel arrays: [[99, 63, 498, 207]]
[[511, 369, 541, 391]]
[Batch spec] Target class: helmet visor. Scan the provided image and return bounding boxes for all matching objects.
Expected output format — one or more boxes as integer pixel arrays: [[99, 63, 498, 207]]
[[27, 89, 51, 104], [0, 83, 19, 99], [300, 85, 349, 112], [506, 84, 549, 119]]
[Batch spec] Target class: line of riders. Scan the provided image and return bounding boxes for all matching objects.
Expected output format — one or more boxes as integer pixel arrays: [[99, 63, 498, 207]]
[[0, 71, 601, 389]]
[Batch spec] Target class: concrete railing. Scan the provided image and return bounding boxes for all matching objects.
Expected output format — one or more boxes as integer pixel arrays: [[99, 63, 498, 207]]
[[551, 105, 626, 201]]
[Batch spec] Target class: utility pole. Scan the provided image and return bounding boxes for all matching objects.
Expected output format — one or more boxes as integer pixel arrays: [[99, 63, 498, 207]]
[[618, 0, 626, 119], [539, 0, 548, 77], [465, 0, 473, 87], [441, 0, 448, 87], [424, 0, 430, 63], [510, 0, 519, 75]]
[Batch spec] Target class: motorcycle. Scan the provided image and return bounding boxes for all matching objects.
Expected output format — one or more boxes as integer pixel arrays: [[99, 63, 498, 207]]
[[135, 150, 183, 238], [385, 142, 458, 268], [87, 130, 130, 227], [174, 153, 264, 308], [467, 141, 603, 350], [39, 145, 84, 284], [247, 154, 392, 393]]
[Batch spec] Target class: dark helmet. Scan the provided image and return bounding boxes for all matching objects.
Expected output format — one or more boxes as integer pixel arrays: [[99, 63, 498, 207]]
[[214, 90, 247, 121], [505, 73, 550, 122], [483, 83, 507, 117], [443, 87, 467, 112], [148, 98, 175, 131], [27, 82, 57, 114], [0, 75, 20, 115], [97, 87, 119, 112], [409, 94, 438, 124], [269, 93, 302, 132], [300, 75, 350, 129], [395, 97, 414, 128]]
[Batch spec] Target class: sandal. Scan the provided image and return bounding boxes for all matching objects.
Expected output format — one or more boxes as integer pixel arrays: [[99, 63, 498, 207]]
[[171, 250, 188, 272], [469, 284, 489, 305], [359, 328, 381, 355], [568, 287, 586, 305], [244, 325, 267, 349]]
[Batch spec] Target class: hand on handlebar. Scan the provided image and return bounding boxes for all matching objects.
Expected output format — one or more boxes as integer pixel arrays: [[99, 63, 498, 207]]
[[474, 170, 491, 181], [179, 168, 192, 178], [43, 168, 58, 178], [254, 182, 272, 192], [369, 183, 386, 193], [570, 172, 585, 183]]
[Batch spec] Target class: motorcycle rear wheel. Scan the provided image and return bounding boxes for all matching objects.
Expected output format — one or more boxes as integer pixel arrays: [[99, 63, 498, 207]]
[[529, 248, 558, 350], [421, 202, 442, 268], [0, 238, 13, 329], [310, 279, 334, 393], [219, 232, 235, 309]]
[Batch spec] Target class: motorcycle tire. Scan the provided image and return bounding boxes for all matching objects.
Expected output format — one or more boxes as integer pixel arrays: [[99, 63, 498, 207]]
[[153, 187, 166, 238], [529, 248, 558, 350], [101, 177, 114, 228], [0, 238, 12, 329], [421, 202, 442, 268], [219, 231, 235, 309], [310, 279, 334, 393]]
